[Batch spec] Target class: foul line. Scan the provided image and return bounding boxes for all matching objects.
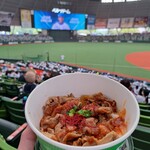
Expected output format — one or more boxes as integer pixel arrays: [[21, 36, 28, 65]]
[[69, 62, 150, 69], [60, 62, 150, 82]]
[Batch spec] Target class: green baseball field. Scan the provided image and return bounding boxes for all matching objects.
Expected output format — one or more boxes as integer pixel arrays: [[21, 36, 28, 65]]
[[0, 42, 150, 81]]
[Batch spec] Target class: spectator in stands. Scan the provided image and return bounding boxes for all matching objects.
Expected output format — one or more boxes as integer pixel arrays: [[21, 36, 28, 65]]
[[136, 88, 149, 103], [42, 71, 51, 81], [133, 85, 140, 95], [18, 71, 26, 82], [35, 74, 42, 84], [42, 73, 49, 81], [144, 89, 150, 104], [23, 70, 36, 96], [6, 70, 12, 78], [15, 71, 20, 79], [138, 87, 144, 96], [9, 70, 16, 78], [120, 78, 132, 91], [50, 71, 60, 78]]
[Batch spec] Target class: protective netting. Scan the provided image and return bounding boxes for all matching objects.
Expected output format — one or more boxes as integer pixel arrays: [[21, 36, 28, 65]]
[[22, 54, 45, 62]]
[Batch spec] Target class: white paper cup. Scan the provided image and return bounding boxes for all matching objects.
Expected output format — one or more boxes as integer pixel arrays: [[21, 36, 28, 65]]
[[25, 73, 140, 150]]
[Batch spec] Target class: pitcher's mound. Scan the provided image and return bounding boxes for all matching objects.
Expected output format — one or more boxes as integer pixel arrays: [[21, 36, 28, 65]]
[[126, 51, 150, 71]]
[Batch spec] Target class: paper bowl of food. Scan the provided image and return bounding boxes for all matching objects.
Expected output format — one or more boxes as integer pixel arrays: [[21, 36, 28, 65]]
[[25, 73, 140, 150]]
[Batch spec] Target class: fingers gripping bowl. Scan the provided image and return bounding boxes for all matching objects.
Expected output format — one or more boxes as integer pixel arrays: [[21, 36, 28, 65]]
[[25, 73, 140, 150]]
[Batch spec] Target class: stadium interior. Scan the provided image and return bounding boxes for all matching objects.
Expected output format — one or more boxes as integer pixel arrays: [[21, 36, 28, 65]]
[[0, 0, 150, 150]]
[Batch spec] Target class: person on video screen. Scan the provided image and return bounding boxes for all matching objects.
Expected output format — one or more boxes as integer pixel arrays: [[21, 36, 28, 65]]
[[52, 13, 70, 30]]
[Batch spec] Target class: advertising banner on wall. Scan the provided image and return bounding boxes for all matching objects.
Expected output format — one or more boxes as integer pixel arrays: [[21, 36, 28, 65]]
[[0, 11, 14, 26], [87, 15, 96, 25], [107, 18, 120, 28], [134, 17, 148, 27], [120, 17, 134, 28], [20, 9, 32, 28], [95, 18, 107, 28], [87, 15, 96, 29]]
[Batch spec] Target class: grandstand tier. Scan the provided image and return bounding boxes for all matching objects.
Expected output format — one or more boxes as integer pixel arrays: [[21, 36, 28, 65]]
[[0, 0, 150, 150]]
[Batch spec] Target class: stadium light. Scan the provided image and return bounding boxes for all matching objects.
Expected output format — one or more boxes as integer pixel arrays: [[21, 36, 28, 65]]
[[57, 0, 72, 5], [101, 0, 141, 3], [101, 0, 113, 3], [126, 0, 141, 2], [114, 0, 125, 2]]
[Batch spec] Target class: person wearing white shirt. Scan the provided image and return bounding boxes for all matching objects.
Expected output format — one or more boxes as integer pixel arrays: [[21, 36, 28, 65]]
[[136, 88, 149, 103], [52, 13, 70, 30], [136, 95, 146, 103]]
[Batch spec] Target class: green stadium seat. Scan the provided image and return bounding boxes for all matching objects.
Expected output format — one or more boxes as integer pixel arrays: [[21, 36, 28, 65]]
[[0, 109, 7, 118], [0, 82, 6, 96], [7, 106, 24, 116], [4, 82, 20, 98], [132, 137, 150, 150], [9, 112, 26, 125], [0, 135, 16, 150], [132, 125, 150, 142], [1, 76, 8, 80], [134, 148, 143, 150], [140, 108, 150, 116], [139, 103, 150, 110], [0, 118, 26, 149], [0, 96, 24, 109], [0, 119, 19, 140], [0, 100, 7, 118], [131, 125, 150, 150], [139, 115, 150, 127], [0, 96, 25, 124]]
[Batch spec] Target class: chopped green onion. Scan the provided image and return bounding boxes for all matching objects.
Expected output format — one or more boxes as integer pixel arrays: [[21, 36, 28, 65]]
[[68, 106, 78, 116], [77, 110, 92, 118]]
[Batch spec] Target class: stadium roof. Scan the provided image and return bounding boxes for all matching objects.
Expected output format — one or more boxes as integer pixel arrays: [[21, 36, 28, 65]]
[[0, 0, 149, 25]]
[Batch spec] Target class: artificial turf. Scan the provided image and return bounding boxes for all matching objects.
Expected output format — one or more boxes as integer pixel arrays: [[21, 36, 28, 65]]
[[0, 42, 150, 80]]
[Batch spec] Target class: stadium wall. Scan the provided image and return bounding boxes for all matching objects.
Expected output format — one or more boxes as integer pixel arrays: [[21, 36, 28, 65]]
[[0, 0, 150, 26]]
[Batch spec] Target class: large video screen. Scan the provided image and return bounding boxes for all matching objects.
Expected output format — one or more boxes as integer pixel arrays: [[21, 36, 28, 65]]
[[34, 10, 85, 30]]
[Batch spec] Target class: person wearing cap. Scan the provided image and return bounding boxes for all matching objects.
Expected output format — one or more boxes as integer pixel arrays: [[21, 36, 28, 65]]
[[52, 13, 70, 30]]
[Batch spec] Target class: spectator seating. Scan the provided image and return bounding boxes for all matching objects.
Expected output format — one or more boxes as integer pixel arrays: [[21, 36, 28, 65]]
[[139, 103, 150, 110], [0, 134, 16, 150], [131, 93, 150, 148], [0, 118, 41, 150], [4, 82, 20, 98], [0, 34, 54, 44], [0, 108, 7, 118], [1, 33, 150, 44], [0, 78, 23, 98], [138, 103, 150, 128], [0, 100, 7, 118], [0, 81, 6, 96], [0, 118, 27, 149], [0, 96, 25, 124], [140, 108, 150, 116], [132, 125, 150, 150], [139, 115, 150, 128], [1, 60, 150, 103], [77, 33, 150, 42]]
